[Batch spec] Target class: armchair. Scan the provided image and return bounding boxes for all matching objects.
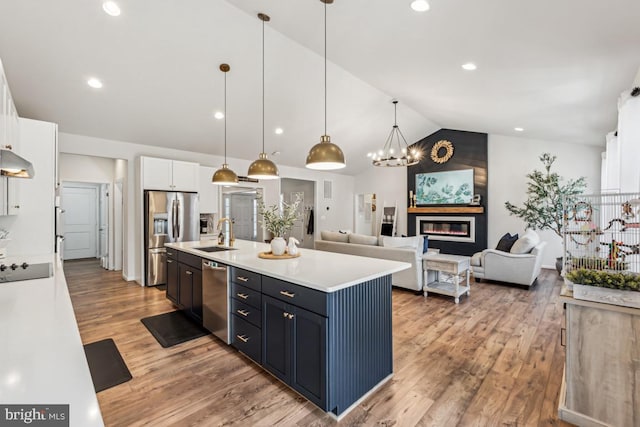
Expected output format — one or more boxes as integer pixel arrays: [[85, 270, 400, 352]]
[[471, 241, 547, 287]]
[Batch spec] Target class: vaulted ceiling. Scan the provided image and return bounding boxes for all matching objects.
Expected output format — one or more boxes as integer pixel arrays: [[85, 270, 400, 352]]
[[0, 0, 638, 175]]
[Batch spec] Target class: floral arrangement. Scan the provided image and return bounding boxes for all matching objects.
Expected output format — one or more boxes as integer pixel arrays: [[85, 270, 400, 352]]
[[257, 195, 302, 238]]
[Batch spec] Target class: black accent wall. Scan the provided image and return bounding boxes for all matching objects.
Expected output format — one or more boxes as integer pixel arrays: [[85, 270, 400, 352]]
[[407, 129, 488, 256]]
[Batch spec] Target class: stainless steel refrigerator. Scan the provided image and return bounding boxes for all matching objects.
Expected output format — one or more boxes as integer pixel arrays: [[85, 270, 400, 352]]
[[144, 190, 199, 286]]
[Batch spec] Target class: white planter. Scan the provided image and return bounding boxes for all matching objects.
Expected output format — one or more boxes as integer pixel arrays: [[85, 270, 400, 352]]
[[270, 237, 286, 256], [573, 283, 640, 309]]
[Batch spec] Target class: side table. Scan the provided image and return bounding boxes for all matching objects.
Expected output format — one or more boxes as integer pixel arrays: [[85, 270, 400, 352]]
[[423, 253, 471, 304]]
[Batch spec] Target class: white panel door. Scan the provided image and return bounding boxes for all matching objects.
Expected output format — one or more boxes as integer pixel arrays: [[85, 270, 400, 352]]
[[98, 184, 109, 268], [62, 185, 98, 260], [229, 194, 256, 241], [289, 192, 305, 244]]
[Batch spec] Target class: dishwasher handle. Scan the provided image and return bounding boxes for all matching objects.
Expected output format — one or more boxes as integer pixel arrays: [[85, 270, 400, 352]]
[[202, 260, 227, 271]]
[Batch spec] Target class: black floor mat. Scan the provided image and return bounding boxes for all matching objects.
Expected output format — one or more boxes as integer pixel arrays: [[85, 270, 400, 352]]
[[141, 310, 210, 348], [155, 284, 167, 291], [83, 338, 132, 393]]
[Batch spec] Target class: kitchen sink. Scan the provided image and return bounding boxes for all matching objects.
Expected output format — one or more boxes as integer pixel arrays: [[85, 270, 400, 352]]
[[194, 246, 236, 252]]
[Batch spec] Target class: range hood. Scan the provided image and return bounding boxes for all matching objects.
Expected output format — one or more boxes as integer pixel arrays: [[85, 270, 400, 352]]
[[0, 149, 35, 178]]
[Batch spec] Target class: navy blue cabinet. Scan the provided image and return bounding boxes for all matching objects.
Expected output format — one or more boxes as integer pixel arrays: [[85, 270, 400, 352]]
[[190, 268, 202, 321], [166, 250, 179, 304], [230, 267, 262, 364], [262, 294, 327, 409], [262, 296, 290, 382], [167, 251, 203, 324], [177, 264, 202, 322], [178, 264, 193, 310], [291, 302, 327, 408]]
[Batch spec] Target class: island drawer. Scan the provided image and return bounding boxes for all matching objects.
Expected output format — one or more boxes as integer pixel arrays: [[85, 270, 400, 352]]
[[262, 276, 328, 317], [231, 282, 262, 309], [166, 248, 177, 260], [231, 315, 261, 364], [178, 252, 202, 270], [231, 298, 261, 328], [231, 267, 261, 291]]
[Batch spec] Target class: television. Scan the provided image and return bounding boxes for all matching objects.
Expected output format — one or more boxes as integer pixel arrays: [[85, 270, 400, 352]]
[[415, 169, 474, 205]]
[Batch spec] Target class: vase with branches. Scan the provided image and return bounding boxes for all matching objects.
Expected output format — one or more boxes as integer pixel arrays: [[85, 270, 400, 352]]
[[504, 153, 587, 271], [257, 195, 302, 255]]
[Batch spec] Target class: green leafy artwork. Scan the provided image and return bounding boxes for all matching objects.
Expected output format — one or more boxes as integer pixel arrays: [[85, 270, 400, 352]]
[[416, 169, 474, 204]]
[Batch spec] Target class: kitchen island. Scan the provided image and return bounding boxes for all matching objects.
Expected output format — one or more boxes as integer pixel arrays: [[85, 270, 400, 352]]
[[165, 239, 410, 419], [0, 255, 103, 427]]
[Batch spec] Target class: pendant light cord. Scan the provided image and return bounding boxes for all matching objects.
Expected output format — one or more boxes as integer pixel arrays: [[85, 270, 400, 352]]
[[224, 71, 227, 163], [324, 0, 327, 136], [262, 17, 265, 153]]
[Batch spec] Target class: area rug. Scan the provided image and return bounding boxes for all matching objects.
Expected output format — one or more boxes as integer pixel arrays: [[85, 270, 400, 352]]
[[83, 338, 132, 393], [141, 310, 210, 348]]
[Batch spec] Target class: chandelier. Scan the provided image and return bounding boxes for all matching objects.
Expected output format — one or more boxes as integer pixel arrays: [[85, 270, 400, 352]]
[[369, 100, 420, 167]]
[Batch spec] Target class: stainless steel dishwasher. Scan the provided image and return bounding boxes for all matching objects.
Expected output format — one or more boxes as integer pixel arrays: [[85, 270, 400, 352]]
[[202, 259, 230, 344]]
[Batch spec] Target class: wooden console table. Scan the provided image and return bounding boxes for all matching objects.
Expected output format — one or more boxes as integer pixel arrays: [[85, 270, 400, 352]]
[[558, 285, 640, 426], [423, 254, 471, 304]]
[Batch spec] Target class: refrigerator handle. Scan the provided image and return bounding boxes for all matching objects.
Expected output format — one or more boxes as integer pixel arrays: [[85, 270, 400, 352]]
[[172, 198, 178, 239], [176, 198, 181, 239]]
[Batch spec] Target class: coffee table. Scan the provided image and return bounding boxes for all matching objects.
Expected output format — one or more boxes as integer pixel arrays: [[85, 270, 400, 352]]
[[423, 253, 471, 304]]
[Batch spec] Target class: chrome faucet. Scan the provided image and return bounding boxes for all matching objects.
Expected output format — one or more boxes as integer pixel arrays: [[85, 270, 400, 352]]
[[217, 217, 235, 247]]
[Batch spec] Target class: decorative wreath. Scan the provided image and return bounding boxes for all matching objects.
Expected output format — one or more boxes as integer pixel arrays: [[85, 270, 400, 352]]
[[430, 140, 454, 164]]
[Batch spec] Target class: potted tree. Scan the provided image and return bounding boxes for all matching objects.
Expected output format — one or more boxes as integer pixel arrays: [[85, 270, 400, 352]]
[[504, 153, 587, 273]]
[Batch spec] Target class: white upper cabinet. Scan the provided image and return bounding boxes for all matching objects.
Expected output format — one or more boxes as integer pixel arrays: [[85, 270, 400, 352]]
[[141, 156, 199, 192], [142, 157, 172, 190], [198, 166, 219, 213], [171, 160, 199, 192], [0, 58, 19, 153]]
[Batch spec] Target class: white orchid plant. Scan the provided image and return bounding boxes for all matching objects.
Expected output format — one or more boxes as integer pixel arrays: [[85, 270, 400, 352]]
[[257, 195, 302, 238]]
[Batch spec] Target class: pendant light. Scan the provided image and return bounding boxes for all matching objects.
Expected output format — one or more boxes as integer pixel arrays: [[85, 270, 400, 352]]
[[306, 0, 345, 170], [212, 63, 239, 185], [247, 13, 279, 180], [370, 100, 421, 167]]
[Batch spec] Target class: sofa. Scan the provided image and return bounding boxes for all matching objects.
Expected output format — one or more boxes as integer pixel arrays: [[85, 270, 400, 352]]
[[471, 230, 547, 287], [315, 231, 437, 292]]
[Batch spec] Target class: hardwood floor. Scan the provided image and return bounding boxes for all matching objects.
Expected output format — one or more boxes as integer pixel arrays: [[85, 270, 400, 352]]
[[64, 259, 572, 426]]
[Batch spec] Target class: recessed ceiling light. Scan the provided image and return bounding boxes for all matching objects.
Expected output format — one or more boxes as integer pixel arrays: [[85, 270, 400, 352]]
[[274, 127, 284, 135], [462, 63, 477, 71], [514, 127, 524, 132], [410, 0, 430, 12], [102, 1, 121, 16], [214, 112, 224, 120], [87, 78, 103, 89]]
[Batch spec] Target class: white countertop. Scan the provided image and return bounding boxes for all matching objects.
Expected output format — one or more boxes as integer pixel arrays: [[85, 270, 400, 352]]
[[166, 239, 410, 292], [0, 254, 104, 427]]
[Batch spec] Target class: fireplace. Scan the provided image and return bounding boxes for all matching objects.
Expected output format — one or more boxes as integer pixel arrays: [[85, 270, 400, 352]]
[[416, 216, 475, 243]]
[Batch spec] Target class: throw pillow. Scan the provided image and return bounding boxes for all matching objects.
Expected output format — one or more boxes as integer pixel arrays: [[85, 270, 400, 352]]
[[510, 229, 540, 254], [382, 236, 420, 249], [495, 233, 518, 252], [320, 230, 349, 243], [348, 233, 378, 246]]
